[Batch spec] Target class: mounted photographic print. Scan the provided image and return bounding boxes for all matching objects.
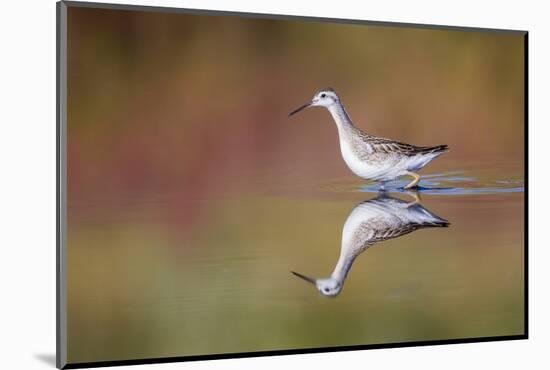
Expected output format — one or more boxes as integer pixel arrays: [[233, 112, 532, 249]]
[[57, 1, 527, 368]]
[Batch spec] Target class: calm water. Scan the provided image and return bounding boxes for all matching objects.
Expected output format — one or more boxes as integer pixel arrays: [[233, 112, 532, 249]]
[[67, 160, 525, 363]]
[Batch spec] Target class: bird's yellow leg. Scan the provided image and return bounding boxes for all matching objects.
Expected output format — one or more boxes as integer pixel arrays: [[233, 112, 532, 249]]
[[404, 171, 421, 190], [404, 190, 421, 206]]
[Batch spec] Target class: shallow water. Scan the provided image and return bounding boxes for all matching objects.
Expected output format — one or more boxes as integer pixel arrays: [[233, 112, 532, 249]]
[[363, 171, 523, 194], [67, 161, 525, 363]]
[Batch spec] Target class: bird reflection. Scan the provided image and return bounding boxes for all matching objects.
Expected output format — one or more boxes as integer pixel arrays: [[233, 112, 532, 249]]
[[292, 192, 449, 297]]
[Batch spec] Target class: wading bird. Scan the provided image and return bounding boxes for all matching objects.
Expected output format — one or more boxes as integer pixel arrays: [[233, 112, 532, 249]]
[[291, 192, 449, 297], [289, 88, 448, 189]]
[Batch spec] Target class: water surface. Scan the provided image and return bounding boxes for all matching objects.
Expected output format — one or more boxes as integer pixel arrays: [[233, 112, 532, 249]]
[[68, 160, 524, 362]]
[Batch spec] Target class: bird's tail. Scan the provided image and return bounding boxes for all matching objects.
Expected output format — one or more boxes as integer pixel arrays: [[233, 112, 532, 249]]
[[426, 219, 451, 227], [422, 144, 449, 155]]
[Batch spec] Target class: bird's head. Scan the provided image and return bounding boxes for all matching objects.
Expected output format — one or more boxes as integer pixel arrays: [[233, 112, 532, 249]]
[[289, 88, 340, 116], [291, 271, 343, 297]]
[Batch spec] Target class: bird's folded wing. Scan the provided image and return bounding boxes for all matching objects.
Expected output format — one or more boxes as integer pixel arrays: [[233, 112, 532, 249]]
[[367, 135, 448, 156]]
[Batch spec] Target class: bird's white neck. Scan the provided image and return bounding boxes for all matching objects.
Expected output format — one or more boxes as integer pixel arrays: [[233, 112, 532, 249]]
[[327, 101, 355, 137], [330, 252, 357, 285]]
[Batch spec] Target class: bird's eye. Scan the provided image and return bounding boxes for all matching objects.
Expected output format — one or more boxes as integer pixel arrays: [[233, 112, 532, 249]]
[[321, 93, 326, 98]]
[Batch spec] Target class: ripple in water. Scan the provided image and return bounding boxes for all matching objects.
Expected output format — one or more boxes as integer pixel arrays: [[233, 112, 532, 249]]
[[358, 171, 524, 195]]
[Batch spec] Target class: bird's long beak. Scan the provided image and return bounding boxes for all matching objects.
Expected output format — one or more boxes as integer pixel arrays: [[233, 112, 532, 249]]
[[291, 271, 316, 285], [288, 102, 311, 116]]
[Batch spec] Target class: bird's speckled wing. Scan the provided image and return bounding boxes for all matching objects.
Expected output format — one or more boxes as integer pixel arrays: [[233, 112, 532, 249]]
[[347, 221, 419, 256], [349, 220, 447, 259], [357, 130, 448, 157], [369, 223, 425, 242]]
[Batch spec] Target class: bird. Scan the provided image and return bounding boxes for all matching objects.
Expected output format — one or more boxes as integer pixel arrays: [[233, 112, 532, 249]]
[[289, 88, 449, 190], [291, 192, 449, 297]]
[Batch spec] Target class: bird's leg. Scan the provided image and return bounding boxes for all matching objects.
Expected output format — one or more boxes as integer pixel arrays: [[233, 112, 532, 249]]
[[404, 190, 421, 207], [404, 171, 421, 189]]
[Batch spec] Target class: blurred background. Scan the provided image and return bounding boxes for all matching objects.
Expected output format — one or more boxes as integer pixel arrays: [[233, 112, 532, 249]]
[[66, 6, 525, 364]]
